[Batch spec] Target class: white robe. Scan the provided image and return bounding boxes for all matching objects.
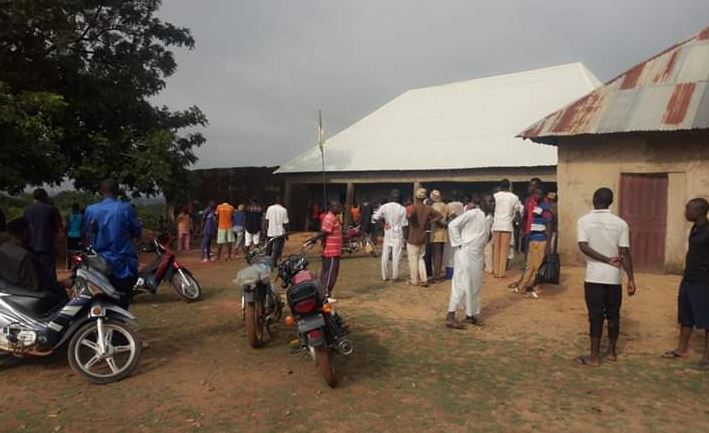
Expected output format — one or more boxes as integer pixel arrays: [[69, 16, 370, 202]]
[[373, 202, 408, 280], [447, 207, 490, 316]]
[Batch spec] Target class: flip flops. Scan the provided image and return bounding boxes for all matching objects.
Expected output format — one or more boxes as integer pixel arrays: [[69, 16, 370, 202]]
[[661, 350, 687, 359], [575, 355, 600, 367]]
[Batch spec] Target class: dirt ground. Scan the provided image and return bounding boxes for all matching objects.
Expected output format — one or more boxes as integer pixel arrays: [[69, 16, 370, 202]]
[[1, 233, 708, 433]]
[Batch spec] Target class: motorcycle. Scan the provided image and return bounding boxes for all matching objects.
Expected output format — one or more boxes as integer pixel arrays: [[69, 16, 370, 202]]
[[342, 225, 377, 257], [134, 234, 202, 302], [235, 236, 284, 348], [278, 237, 353, 388], [0, 248, 142, 384]]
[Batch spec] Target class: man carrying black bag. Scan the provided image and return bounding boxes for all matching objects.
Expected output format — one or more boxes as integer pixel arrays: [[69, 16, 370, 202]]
[[514, 186, 552, 299]]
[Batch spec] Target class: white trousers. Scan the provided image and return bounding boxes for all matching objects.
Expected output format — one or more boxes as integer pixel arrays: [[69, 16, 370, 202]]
[[406, 243, 427, 284], [448, 246, 484, 317], [381, 236, 403, 280]]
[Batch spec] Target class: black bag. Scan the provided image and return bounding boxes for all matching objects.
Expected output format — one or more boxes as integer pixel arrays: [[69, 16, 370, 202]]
[[536, 253, 560, 285]]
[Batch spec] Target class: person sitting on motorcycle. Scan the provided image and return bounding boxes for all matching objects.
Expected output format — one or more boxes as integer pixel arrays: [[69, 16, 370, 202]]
[[0, 217, 67, 300]]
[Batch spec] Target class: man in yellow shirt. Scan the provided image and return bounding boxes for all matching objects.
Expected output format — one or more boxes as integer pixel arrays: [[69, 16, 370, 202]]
[[215, 200, 235, 261]]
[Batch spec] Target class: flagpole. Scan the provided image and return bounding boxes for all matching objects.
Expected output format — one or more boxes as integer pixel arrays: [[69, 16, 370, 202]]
[[319, 110, 327, 208]]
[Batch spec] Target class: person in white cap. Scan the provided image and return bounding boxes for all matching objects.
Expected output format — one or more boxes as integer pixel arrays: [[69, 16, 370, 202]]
[[445, 194, 492, 329], [373, 189, 408, 281], [430, 189, 450, 281], [407, 188, 442, 286]]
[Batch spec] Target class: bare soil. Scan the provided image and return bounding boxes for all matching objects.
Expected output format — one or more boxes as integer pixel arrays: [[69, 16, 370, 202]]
[[1, 233, 707, 433]]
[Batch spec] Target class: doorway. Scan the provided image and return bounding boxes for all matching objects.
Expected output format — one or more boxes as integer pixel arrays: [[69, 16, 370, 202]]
[[619, 173, 668, 272]]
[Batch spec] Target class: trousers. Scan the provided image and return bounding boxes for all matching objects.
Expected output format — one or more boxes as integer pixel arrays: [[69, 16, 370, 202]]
[[492, 231, 512, 278], [381, 237, 403, 280], [406, 243, 427, 284], [584, 282, 622, 338], [519, 240, 547, 289]]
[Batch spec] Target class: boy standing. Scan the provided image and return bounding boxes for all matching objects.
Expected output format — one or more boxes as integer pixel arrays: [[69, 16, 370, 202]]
[[576, 187, 636, 366], [215, 200, 235, 261]]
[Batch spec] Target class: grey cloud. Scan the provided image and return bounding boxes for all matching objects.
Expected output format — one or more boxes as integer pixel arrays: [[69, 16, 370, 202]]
[[155, 0, 709, 168]]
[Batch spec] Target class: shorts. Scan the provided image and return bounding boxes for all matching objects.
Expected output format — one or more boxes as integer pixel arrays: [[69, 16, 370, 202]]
[[678, 279, 709, 329], [245, 231, 261, 247], [217, 228, 235, 244]]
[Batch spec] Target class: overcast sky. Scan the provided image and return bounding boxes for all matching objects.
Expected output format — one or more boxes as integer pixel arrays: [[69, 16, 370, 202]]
[[156, 0, 709, 169]]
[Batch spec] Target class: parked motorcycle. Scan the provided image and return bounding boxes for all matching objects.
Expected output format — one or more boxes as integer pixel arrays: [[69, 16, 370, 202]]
[[134, 234, 201, 302], [235, 236, 284, 348], [278, 237, 353, 387], [0, 248, 142, 384], [342, 225, 377, 257]]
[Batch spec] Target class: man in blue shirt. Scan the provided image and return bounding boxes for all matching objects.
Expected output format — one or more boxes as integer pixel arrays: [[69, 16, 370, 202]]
[[84, 179, 142, 309]]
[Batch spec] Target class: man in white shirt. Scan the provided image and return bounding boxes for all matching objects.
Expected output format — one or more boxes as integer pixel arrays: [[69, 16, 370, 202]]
[[577, 187, 636, 367], [373, 189, 408, 281], [264, 197, 289, 263], [492, 179, 521, 278], [445, 195, 492, 329]]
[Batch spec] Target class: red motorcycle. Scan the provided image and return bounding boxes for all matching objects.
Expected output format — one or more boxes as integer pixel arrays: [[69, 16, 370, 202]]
[[342, 225, 377, 256], [134, 234, 202, 302]]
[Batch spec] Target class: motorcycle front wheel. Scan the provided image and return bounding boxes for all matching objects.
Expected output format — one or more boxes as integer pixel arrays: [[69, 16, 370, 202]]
[[170, 269, 202, 302], [68, 320, 142, 384], [244, 298, 265, 348], [314, 346, 338, 388]]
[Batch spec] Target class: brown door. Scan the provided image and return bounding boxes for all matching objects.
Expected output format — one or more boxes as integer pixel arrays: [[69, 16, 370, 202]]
[[619, 173, 668, 272]]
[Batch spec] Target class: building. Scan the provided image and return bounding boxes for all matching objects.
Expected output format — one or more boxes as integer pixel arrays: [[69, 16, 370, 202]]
[[521, 27, 709, 273], [277, 63, 600, 228], [192, 166, 285, 206]]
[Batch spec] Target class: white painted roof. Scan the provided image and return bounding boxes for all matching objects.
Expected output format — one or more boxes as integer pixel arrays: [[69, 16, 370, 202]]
[[276, 63, 601, 174]]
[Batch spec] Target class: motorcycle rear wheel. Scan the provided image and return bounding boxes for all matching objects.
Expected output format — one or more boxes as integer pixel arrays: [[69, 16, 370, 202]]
[[314, 346, 338, 388], [170, 270, 202, 302]]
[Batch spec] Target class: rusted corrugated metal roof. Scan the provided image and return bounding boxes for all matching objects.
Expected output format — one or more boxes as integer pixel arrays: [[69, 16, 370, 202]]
[[521, 26, 709, 144]]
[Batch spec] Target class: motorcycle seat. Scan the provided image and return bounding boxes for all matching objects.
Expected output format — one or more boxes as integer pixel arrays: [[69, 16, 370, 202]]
[[0, 278, 67, 319]]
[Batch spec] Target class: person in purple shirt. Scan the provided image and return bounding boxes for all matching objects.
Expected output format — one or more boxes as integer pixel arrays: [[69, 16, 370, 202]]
[[84, 179, 142, 309]]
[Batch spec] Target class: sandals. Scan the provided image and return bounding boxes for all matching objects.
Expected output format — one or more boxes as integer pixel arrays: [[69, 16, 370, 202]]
[[575, 355, 600, 367], [661, 350, 687, 359]]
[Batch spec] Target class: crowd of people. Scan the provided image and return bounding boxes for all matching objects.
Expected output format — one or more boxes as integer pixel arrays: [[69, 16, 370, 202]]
[[0, 176, 708, 370]]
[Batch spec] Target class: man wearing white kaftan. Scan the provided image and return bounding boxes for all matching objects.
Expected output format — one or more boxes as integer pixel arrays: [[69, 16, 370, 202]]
[[446, 206, 491, 329], [372, 190, 408, 281]]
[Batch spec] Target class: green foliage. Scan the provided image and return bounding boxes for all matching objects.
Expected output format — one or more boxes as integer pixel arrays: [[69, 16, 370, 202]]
[[0, 0, 207, 195], [0, 191, 165, 231]]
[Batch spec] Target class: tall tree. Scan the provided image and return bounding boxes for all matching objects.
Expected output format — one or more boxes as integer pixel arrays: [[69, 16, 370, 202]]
[[0, 0, 207, 195]]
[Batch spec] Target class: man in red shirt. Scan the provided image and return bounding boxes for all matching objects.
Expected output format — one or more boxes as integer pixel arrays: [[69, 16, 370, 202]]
[[318, 201, 343, 300]]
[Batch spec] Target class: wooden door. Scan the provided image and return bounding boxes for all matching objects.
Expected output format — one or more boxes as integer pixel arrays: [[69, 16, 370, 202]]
[[619, 173, 668, 272]]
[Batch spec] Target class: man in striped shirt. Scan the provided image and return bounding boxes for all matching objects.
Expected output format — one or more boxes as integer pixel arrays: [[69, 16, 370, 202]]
[[319, 201, 343, 299]]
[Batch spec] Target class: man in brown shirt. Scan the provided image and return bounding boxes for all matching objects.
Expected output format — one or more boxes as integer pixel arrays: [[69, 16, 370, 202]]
[[407, 188, 442, 287]]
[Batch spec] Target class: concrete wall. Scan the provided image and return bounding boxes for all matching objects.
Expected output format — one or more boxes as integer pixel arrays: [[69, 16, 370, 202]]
[[557, 131, 709, 273]]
